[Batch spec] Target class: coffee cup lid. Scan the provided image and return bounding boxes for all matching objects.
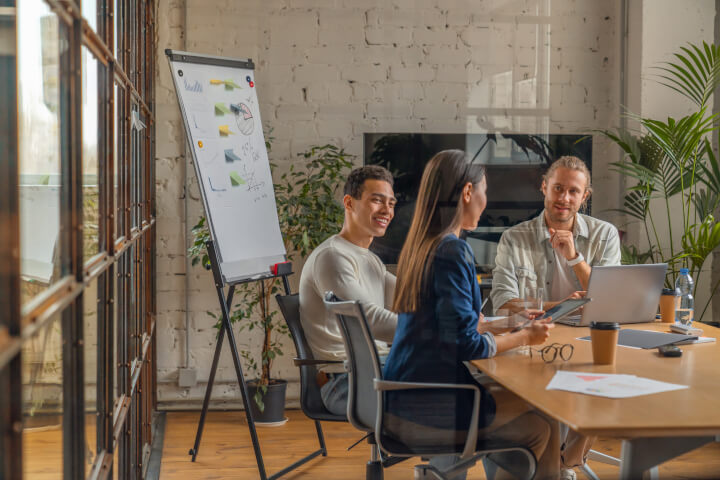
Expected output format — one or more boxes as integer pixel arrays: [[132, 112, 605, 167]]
[[661, 288, 678, 295], [590, 321, 620, 330]]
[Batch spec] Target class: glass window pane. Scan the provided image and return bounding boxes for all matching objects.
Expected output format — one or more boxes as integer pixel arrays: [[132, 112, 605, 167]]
[[82, 0, 97, 33], [116, 84, 126, 240], [83, 47, 100, 261], [114, 0, 120, 65], [114, 83, 120, 240], [18, 1, 63, 307], [130, 245, 138, 360], [22, 314, 63, 478], [84, 278, 100, 476], [131, 103, 140, 229], [114, 269, 119, 400]]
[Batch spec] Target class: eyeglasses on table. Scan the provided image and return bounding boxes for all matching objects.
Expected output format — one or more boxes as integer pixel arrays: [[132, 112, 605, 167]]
[[529, 343, 574, 363]]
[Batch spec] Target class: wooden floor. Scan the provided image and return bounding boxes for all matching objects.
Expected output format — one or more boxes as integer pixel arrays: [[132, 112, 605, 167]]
[[24, 414, 98, 479], [160, 410, 720, 479]]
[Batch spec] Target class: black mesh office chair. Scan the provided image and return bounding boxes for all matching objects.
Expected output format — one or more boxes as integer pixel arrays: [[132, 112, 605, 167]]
[[324, 293, 538, 480], [275, 294, 346, 465]]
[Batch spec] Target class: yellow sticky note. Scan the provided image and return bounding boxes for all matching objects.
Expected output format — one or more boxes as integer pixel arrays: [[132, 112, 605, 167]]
[[218, 125, 234, 136]]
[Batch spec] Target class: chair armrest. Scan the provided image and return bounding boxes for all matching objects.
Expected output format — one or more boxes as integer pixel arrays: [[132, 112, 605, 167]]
[[374, 379, 479, 392], [373, 379, 480, 458], [293, 358, 343, 367]]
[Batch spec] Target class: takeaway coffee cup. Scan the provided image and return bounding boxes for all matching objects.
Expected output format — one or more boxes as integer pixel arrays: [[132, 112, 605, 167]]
[[659, 288, 679, 323], [589, 322, 620, 365]]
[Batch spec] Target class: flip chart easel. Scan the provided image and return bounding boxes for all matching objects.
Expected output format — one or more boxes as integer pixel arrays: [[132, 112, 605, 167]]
[[166, 49, 326, 480]]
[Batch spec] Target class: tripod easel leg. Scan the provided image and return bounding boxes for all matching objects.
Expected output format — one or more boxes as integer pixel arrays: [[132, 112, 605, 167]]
[[221, 293, 268, 479], [189, 285, 236, 461]]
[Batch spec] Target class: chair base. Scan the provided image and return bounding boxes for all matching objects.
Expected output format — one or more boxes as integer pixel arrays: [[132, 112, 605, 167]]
[[414, 455, 482, 480], [366, 460, 383, 480]]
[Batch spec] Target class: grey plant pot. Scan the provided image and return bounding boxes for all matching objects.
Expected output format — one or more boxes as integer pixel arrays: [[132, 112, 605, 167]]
[[246, 379, 287, 424]]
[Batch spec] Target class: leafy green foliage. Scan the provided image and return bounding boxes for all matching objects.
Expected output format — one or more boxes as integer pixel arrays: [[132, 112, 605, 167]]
[[655, 42, 720, 109], [188, 217, 211, 269], [273, 144, 354, 258], [620, 244, 656, 266], [188, 141, 352, 410], [601, 42, 720, 320]]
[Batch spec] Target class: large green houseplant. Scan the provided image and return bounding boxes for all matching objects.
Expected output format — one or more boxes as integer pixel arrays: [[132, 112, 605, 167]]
[[189, 143, 352, 418], [601, 41, 720, 321]]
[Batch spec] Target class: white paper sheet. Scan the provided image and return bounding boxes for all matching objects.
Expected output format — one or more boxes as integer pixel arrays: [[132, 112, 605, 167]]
[[546, 371, 688, 398]]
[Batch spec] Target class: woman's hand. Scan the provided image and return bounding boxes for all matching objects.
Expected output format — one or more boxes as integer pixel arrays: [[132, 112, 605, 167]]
[[524, 320, 554, 345], [476, 313, 487, 334]]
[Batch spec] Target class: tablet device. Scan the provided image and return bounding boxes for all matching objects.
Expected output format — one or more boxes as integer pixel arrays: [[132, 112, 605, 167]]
[[512, 298, 591, 331], [538, 298, 591, 322]]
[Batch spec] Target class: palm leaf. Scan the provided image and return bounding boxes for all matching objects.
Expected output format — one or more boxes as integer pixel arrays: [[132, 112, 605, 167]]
[[619, 189, 651, 221], [641, 111, 717, 172], [654, 42, 720, 108], [682, 215, 720, 271], [599, 128, 642, 163], [699, 138, 720, 195], [693, 188, 720, 221]]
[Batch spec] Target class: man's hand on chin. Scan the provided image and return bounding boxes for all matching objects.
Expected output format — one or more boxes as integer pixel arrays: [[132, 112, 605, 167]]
[[548, 227, 577, 261]]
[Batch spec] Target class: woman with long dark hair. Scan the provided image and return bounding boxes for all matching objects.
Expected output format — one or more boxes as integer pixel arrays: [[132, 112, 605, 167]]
[[384, 150, 560, 479]]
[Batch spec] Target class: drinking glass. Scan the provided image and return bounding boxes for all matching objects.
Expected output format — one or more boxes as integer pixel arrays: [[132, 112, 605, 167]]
[[520, 285, 544, 311]]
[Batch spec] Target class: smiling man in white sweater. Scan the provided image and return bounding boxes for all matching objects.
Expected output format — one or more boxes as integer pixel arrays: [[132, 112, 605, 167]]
[[299, 165, 398, 416]]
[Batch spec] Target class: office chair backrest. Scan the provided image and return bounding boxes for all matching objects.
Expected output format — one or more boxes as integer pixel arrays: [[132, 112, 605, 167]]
[[276, 293, 337, 420], [323, 293, 383, 433]]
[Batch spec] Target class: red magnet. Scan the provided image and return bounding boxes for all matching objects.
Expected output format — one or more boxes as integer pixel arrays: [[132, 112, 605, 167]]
[[249, 81, 254, 88]]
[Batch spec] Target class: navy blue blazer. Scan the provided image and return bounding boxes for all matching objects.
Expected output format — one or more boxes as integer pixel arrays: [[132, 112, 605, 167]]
[[384, 234, 496, 430]]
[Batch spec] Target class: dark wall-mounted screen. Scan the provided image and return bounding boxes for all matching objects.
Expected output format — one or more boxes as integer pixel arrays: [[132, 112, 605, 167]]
[[363, 133, 592, 270]]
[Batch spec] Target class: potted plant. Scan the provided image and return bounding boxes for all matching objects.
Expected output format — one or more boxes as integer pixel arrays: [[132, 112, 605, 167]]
[[600, 41, 720, 322], [189, 143, 352, 422]]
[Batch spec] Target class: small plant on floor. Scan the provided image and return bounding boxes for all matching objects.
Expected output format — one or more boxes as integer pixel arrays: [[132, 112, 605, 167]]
[[190, 143, 352, 411]]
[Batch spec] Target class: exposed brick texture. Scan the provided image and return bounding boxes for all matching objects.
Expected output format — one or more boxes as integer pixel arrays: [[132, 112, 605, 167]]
[[155, 0, 633, 409]]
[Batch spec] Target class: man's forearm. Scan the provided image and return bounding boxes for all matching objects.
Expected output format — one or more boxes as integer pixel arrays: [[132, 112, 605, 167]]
[[573, 262, 591, 290], [498, 300, 528, 314]]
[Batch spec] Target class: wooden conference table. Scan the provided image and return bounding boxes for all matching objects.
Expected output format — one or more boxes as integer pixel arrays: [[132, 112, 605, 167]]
[[471, 322, 720, 479]]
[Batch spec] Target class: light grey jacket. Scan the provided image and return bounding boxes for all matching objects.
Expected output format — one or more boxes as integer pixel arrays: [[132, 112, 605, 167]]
[[490, 211, 621, 313]]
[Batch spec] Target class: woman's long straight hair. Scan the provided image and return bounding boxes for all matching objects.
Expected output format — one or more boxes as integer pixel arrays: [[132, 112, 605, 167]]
[[393, 150, 486, 313]]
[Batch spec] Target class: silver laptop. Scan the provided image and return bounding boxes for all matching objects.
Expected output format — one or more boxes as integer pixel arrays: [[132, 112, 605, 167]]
[[557, 264, 668, 326]]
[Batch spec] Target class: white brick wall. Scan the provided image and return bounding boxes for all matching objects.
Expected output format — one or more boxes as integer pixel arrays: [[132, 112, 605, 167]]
[[155, 0, 628, 409]]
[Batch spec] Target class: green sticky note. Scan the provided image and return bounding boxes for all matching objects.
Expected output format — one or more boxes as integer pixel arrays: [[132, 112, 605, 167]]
[[214, 103, 231, 115], [229, 171, 246, 186], [224, 79, 242, 90]]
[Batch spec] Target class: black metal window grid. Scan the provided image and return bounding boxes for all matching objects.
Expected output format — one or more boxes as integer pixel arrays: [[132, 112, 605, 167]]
[[1, 1, 157, 479]]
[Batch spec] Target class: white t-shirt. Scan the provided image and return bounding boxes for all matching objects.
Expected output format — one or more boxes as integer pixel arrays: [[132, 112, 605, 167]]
[[550, 249, 577, 301], [299, 235, 397, 372]]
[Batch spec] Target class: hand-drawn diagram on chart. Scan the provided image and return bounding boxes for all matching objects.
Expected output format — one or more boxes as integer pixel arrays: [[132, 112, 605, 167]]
[[208, 175, 229, 192], [240, 141, 261, 164], [187, 103, 213, 134], [183, 77, 203, 93], [235, 163, 266, 195], [231, 102, 254, 135]]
